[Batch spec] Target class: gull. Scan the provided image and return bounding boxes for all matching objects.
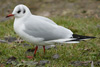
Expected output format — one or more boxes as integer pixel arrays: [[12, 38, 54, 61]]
[[6, 4, 95, 58]]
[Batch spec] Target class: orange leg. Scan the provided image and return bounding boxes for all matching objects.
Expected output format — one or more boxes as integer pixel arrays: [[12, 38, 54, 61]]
[[34, 46, 38, 55], [43, 46, 45, 54], [27, 46, 38, 59]]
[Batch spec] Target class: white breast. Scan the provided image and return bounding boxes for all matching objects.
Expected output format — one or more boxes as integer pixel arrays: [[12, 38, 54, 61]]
[[13, 19, 44, 45]]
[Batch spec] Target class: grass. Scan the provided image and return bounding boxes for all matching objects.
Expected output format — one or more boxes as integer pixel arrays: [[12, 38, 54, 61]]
[[0, 17, 100, 67]]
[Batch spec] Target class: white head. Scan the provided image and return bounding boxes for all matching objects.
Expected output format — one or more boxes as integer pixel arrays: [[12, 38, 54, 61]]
[[6, 4, 32, 18]]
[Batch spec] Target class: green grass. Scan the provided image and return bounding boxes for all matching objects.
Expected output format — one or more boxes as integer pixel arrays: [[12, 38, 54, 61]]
[[0, 17, 100, 67]]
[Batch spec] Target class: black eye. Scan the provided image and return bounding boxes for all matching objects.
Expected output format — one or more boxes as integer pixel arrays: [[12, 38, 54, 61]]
[[23, 9, 26, 13], [17, 10, 21, 13]]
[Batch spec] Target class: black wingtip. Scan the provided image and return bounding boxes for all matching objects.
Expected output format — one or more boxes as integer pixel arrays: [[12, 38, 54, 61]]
[[73, 34, 96, 39]]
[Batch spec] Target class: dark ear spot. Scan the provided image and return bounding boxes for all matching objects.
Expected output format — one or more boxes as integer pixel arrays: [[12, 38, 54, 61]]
[[23, 9, 26, 13], [17, 10, 21, 14]]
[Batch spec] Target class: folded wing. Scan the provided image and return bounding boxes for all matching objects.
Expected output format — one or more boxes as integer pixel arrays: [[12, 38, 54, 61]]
[[23, 15, 73, 41]]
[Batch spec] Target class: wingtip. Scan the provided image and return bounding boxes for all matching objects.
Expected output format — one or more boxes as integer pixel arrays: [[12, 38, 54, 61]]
[[73, 34, 96, 39], [88, 36, 96, 39]]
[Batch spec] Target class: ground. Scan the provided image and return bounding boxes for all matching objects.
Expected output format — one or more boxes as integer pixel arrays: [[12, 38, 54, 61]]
[[1, 0, 100, 19]]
